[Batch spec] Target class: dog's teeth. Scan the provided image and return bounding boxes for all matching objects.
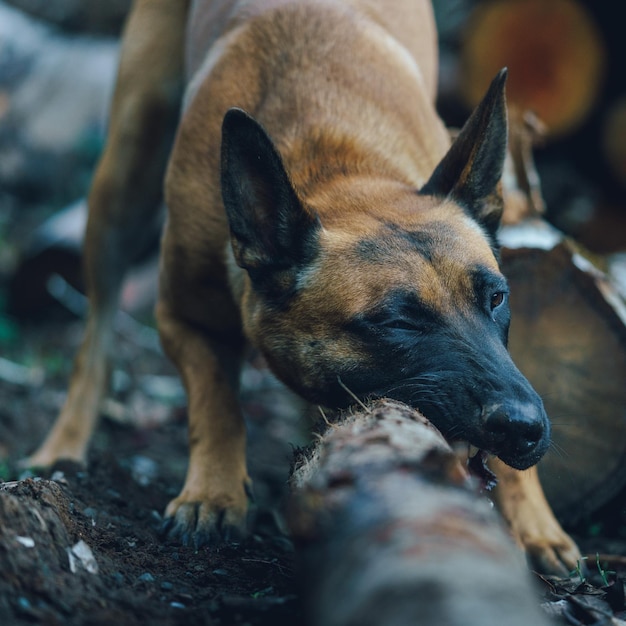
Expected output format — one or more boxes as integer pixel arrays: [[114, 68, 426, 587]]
[[468, 445, 480, 459], [451, 441, 467, 455]]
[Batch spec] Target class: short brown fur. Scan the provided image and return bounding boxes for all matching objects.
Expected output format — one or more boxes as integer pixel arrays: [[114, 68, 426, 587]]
[[24, 0, 580, 573]]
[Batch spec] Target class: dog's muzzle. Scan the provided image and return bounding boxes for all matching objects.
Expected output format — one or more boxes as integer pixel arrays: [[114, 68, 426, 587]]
[[479, 400, 550, 470]]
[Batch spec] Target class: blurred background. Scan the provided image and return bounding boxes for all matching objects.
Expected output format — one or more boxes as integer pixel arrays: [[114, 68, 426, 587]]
[[1, 0, 625, 320], [0, 0, 624, 538], [433, 0, 626, 253]]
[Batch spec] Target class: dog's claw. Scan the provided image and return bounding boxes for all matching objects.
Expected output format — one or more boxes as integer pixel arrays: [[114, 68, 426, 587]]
[[161, 498, 247, 548], [159, 517, 174, 538], [507, 513, 583, 577], [526, 537, 583, 577]]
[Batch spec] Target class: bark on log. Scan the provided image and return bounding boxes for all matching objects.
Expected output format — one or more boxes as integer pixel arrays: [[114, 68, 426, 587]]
[[288, 399, 551, 626]]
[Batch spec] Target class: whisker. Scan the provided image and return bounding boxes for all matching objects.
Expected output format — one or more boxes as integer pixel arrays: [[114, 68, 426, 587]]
[[336, 376, 370, 412], [548, 439, 570, 459], [547, 423, 578, 430]]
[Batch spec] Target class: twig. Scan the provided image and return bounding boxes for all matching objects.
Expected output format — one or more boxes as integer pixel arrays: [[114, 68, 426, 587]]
[[47, 273, 162, 353], [0, 357, 44, 387]]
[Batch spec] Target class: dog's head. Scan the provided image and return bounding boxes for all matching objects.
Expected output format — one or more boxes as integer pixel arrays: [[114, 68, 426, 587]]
[[220, 69, 549, 470]]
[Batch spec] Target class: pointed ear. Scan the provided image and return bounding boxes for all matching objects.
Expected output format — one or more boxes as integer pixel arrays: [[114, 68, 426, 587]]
[[220, 108, 320, 278], [421, 68, 508, 237]]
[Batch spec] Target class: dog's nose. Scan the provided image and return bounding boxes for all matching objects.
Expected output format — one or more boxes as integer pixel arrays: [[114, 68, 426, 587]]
[[480, 402, 548, 468]]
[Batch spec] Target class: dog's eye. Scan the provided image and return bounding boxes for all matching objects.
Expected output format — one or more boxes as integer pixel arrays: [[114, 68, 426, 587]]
[[383, 319, 420, 332], [490, 291, 505, 310]]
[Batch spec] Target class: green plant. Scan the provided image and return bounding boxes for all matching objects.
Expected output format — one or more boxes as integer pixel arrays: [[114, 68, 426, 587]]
[[0, 460, 10, 481], [596, 553, 616, 586], [570, 556, 588, 583], [250, 586, 273, 599]]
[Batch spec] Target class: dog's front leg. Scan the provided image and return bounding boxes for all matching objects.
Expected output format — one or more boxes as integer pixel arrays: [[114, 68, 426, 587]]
[[156, 299, 251, 546], [490, 458, 582, 575]]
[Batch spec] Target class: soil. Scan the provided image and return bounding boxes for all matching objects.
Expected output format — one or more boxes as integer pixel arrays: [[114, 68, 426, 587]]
[[0, 310, 625, 626], [0, 315, 307, 626]]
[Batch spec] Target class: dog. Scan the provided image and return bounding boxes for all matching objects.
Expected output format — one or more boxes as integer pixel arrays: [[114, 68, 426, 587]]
[[23, 0, 580, 574]]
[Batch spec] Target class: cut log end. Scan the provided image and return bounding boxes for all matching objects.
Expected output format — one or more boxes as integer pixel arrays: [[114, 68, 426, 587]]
[[460, 0, 606, 139], [501, 223, 626, 522]]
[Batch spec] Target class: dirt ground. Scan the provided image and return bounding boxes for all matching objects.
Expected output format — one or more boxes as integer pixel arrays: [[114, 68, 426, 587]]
[[0, 300, 624, 625], [0, 313, 309, 626]]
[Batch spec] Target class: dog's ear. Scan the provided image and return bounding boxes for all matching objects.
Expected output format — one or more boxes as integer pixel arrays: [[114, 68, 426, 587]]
[[421, 69, 508, 238], [221, 108, 320, 279]]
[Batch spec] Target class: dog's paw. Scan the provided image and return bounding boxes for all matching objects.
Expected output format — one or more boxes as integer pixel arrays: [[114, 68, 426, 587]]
[[18, 447, 86, 472], [518, 526, 582, 576], [490, 461, 583, 576], [161, 480, 252, 548], [505, 504, 582, 576]]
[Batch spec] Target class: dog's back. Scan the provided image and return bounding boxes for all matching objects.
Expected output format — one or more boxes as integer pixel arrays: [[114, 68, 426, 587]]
[[186, 0, 439, 94], [170, 0, 450, 241]]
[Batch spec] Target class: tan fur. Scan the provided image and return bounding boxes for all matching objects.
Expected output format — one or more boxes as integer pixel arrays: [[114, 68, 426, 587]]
[[490, 460, 581, 574], [23, 0, 580, 572]]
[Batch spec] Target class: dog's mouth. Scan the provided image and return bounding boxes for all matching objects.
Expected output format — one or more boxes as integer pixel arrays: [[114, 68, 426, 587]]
[[453, 443, 497, 492]]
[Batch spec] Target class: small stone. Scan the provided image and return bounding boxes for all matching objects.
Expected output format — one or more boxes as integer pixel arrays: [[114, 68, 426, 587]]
[[138, 572, 155, 583], [211, 568, 228, 577], [129, 455, 158, 487], [50, 470, 67, 484], [68, 540, 98, 574], [175, 593, 194, 603], [14, 596, 39, 619], [82, 507, 98, 520], [16, 536, 35, 548], [106, 488, 123, 503]]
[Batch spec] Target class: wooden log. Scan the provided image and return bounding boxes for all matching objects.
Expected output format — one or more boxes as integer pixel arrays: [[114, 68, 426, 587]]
[[460, 0, 606, 139], [288, 399, 551, 626], [500, 219, 626, 523]]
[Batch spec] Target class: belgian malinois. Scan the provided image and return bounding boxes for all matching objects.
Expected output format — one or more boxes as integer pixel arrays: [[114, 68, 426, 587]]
[[24, 0, 580, 573]]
